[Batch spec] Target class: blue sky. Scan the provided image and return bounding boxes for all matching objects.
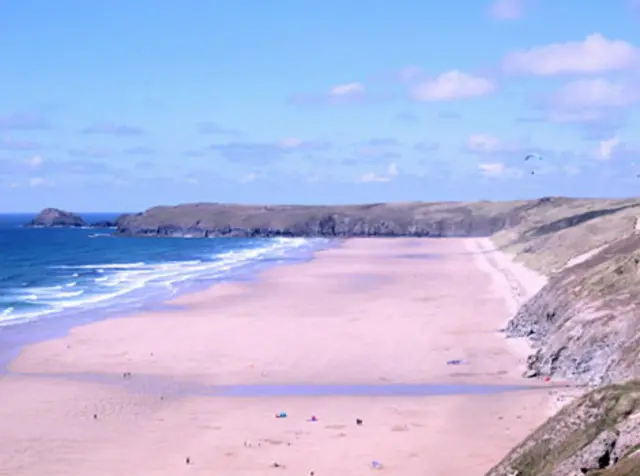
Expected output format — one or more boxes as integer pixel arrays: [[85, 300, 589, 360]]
[[1, 0, 640, 212]]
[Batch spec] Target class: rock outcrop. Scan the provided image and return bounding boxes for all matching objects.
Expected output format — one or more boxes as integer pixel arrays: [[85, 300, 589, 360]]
[[90, 220, 118, 228], [26, 208, 87, 227]]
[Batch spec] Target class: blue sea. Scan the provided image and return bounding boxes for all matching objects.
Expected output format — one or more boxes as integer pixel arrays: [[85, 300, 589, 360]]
[[0, 213, 331, 329]]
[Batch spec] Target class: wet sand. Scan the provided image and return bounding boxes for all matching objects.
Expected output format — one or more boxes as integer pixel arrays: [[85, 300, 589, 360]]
[[0, 238, 553, 475]]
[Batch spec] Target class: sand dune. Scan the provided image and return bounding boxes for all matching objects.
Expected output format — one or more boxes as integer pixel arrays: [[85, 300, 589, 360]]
[[0, 238, 554, 475]]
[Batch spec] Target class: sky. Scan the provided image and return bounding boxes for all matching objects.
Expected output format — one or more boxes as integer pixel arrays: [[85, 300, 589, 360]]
[[1, 0, 640, 212]]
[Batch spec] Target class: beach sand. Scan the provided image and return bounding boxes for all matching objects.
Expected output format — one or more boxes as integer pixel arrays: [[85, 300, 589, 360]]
[[0, 238, 553, 475]]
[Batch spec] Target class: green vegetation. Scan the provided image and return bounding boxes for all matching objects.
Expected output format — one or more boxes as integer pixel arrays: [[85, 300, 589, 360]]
[[492, 197, 640, 275], [486, 365, 640, 474]]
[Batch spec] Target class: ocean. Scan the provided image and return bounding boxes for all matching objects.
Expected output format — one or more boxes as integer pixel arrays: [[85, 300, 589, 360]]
[[0, 213, 331, 329]]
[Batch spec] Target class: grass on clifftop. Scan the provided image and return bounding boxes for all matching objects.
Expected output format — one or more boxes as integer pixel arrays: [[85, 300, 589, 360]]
[[487, 382, 640, 476], [491, 197, 640, 275]]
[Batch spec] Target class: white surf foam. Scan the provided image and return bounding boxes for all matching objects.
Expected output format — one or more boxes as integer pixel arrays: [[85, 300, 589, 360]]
[[0, 238, 327, 327]]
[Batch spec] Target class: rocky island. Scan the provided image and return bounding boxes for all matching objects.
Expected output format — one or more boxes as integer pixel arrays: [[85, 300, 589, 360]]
[[25, 208, 118, 228], [26, 208, 88, 228]]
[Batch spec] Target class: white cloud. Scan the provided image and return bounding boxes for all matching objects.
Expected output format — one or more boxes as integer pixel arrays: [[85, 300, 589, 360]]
[[279, 137, 303, 149], [502, 34, 640, 75], [25, 155, 42, 168], [240, 172, 262, 183], [477, 162, 524, 179], [478, 162, 505, 176], [542, 79, 639, 128], [587, 138, 640, 163], [549, 78, 638, 109], [277, 137, 331, 151], [489, 0, 526, 20], [328, 82, 365, 99], [358, 162, 399, 183], [359, 172, 388, 183], [465, 134, 503, 153], [411, 70, 495, 101], [28, 176, 53, 187], [595, 137, 620, 160], [398, 66, 424, 82], [291, 83, 367, 105]]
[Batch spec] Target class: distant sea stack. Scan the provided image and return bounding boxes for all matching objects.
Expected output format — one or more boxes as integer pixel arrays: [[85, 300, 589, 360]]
[[26, 208, 87, 228], [25, 208, 119, 228], [91, 220, 118, 228]]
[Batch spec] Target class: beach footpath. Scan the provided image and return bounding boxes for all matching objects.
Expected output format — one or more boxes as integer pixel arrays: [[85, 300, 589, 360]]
[[0, 238, 554, 475]]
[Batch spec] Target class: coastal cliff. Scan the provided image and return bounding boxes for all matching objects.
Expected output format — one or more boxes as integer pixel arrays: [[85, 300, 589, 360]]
[[113, 198, 601, 238], [113, 200, 528, 237], [486, 198, 640, 475]]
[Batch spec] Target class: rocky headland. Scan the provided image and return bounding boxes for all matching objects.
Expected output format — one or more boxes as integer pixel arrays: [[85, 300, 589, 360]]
[[32, 197, 640, 473]]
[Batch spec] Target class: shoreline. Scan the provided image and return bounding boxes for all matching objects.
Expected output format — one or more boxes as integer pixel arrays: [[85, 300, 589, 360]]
[[0, 237, 338, 372], [0, 237, 558, 475]]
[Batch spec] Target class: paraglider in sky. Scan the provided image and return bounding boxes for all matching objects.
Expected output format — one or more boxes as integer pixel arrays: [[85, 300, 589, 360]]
[[524, 153, 544, 175]]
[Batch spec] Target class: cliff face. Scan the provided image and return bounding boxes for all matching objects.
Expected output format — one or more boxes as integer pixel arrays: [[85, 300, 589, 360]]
[[490, 200, 640, 386], [113, 200, 537, 238], [506, 233, 640, 386], [487, 198, 640, 476]]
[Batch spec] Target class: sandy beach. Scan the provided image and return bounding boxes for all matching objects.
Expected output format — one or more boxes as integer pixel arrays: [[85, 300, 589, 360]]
[[0, 238, 554, 475]]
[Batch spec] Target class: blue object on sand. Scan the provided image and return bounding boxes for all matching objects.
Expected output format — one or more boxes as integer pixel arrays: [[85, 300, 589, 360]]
[[276, 412, 287, 418], [372, 460, 382, 469], [447, 359, 463, 365]]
